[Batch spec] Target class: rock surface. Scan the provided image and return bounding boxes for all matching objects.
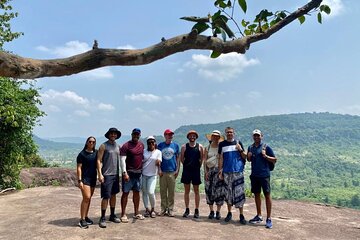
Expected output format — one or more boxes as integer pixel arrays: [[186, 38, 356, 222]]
[[0, 186, 359, 240]]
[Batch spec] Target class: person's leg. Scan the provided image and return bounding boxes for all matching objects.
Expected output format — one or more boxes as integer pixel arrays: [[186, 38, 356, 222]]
[[80, 185, 92, 219], [148, 176, 157, 210], [142, 175, 150, 211], [254, 192, 262, 216], [159, 173, 168, 213], [85, 187, 95, 218], [184, 183, 190, 208], [121, 192, 129, 217], [168, 172, 176, 211], [133, 191, 140, 215], [193, 184, 200, 209], [265, 192, 272, 219]]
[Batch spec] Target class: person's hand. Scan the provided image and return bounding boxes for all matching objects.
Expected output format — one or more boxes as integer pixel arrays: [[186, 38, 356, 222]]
[[205, 172, 209, 181], [98, 174, 104, 183], [78, 181, 84, 189], [174, 171, 179, 178], [236, 143, 243, 152], [218, 169, 223, 180], [158, 171, 163, 177], [123, 172, 130, 182], [262, 149, 266, 158]]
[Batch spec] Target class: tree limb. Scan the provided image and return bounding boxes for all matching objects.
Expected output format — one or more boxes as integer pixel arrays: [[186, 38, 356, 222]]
[[0, 0, 322, 79]]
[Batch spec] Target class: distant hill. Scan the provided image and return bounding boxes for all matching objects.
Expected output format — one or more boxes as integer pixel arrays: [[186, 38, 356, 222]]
[[33, 112, 360, 209]]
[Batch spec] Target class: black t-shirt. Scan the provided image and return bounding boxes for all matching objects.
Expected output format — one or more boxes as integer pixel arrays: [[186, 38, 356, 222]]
[[77, 149, 98, 180]]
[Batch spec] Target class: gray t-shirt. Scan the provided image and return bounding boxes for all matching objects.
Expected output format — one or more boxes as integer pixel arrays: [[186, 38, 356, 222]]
[[101, 141, 120, 176]]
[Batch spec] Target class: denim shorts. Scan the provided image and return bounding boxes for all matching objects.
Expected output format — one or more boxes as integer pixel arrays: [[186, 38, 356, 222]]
[[122, 171, 142, 193], [100, 175, 120, 199]]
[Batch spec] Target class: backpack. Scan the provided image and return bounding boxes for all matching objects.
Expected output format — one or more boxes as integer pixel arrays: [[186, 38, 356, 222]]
[[251, 143, 275, 171]]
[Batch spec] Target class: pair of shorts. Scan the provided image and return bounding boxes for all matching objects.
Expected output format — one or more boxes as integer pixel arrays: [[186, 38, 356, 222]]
[[250, 175, 271, 194], [100, 175, 120, 199], [122, 172, 142, 193], [82, 177, 97, 187], [181, 169, 201, 185]]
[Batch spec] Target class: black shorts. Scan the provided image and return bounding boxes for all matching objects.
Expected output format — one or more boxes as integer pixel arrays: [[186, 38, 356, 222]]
[[250, 176, 271, 194], [82, 177, 97, 187], [101, 175, 120, 199], [181, 169, 201, 185]]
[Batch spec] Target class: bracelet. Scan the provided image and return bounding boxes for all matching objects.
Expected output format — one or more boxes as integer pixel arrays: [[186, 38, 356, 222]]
[[78, 179, 82, 183]]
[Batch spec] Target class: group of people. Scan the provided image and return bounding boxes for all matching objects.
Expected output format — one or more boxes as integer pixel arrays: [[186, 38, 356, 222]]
[[76, 126, 277, 230]]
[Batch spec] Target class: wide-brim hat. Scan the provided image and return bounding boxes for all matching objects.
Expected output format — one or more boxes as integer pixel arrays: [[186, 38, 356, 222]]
[[104, 127, 121, 139], [186, 130, 199, 139], [205, 130, 224, 142]]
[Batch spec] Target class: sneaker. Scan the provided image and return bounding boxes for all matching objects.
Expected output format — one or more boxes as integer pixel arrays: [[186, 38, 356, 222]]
[[84, 217, 93, 225], [208, 211, 215, 219], [78, 219, 88, 229], [239, 214, 247, 225], [265, 218, 273, 229], [249, 215, 263, 224], [98, 217, 106, 228], [109, 214, 121, 223], [167, 209, 175, 217], [193, 209, 199, 219], [144, 209, 151, 218], [158, 209, 168, 216], [182, 208, 190, 218], [215, 211, 221, 220], [224, 212, 232, 222]]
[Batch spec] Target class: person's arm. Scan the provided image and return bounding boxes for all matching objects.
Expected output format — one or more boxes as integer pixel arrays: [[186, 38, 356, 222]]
[[199, 144, 204, 166], [174, 147, 180, 178], [96, 144, 105, 183], [76, 162, 83, 189], [263, 146, 277, 163], [236, 141, 247, 160], [247, 146, 252, 162], [120, 155, 129, 182], [218, 152, 224, 180], [203, 147, 209, 181]]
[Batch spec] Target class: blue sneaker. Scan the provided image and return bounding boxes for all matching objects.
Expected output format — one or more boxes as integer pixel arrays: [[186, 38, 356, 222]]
[[265, 218, 273, 229], [249, 215, 263, 224]]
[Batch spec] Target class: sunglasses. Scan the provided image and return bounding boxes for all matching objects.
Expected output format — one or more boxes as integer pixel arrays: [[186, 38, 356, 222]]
[[147, 141, 156, 144], [88, 141, 96, 143]]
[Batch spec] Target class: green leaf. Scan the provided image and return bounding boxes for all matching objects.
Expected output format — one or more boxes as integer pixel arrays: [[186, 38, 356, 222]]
[[241, 19, 249, 27], [317, 12, 322, 24], [244, 29, 252, 36], [323, 5, 331, 15], [210, 51, 221, 58], [238, 0, 247, 13], [298, 15, 306, 25], [192, 22, 210, 34]]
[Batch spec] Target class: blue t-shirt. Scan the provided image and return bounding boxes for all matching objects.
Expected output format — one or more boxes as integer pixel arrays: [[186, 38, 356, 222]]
[[158, 142, 180, 172], [218, 140, 245, 173], [248, 142, 275, 178]]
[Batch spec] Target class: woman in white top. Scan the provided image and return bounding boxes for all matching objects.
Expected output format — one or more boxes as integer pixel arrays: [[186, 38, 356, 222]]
[[142, 136, 162, 218], [204, 130, 225, 220]]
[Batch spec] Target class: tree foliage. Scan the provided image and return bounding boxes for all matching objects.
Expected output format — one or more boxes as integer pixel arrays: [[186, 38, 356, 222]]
[[0, 0, 331, 79], [0, 0, 23, 50]]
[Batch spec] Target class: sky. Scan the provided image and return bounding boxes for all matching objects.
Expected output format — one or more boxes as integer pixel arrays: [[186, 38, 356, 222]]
[[5, 0, 360, 139]]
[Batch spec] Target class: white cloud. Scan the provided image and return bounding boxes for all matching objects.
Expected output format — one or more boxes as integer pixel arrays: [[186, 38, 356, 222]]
[[125, 93, 161, 102], [117, 44, 136, 50], [178, 106, 190, 114], [36, 40, 114, 79], [97, 103, 115, 111], [212, 91, 226, 98], [47, 105, 61, 112], [41, 90, 89, 106], [74, 110, 90, 117], [323, 0, 345, 17], [185, 52, 260, 82], [163, 96, 173, 102], [338, 105, 360, 115]]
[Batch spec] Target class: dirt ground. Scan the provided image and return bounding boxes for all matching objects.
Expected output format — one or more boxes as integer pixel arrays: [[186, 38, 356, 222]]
[[0, 186, 359, 240]]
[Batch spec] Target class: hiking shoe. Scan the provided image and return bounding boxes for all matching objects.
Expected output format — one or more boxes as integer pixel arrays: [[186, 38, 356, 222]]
[[193, 209, 199, 219], [98, 217, 106, 228], [84, 217, 93, 225], [239, 214, 247, 225], [265, 218, 273, 229], [109, 214, 121, 223], [224, 212, 232, 222], [78, 219, 88, 229], [167, 209, 175, 217], [144, 209, 151, 218], [158, 209, 168, 216], [183, 208, 190, 218], [208, 211, 215, 219], [215, 211, 221, 220], [249, 215, 263, 224]]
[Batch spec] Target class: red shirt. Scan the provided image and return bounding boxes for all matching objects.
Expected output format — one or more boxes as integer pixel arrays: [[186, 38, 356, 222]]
[[120, 141, 144, 172]]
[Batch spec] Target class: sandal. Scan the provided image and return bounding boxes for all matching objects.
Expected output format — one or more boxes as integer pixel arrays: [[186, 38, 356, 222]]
[[133, 214, 145, 220], [150, 211, 156, 218], [120, 215, 129, 223]]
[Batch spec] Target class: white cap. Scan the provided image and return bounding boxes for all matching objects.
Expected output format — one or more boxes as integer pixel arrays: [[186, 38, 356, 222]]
[[252, 129, 262, 135], [211, 130, 221, 136], [147, 136, 156, 141]]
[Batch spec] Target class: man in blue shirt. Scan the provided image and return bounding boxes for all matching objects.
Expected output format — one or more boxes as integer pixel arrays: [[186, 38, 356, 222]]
[[218, 127, 247, 224], [157, 129, 180, 217], [247, 129, 277, 229]]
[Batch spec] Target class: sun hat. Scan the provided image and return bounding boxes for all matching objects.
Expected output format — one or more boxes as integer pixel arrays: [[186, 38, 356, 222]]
[[205, 130, 224, 142], [186, 130, 198, 139], [163, 129, 174, 135], [252, 129, 262, 135], [104, 127, 121, 139]]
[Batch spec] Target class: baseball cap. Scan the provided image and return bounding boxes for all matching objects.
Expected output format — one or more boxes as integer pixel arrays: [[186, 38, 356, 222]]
[[164, 129, 174, 135], [132, 128, 141, 134], [147, 136, 156, 141], [252, 129, 262, 135]]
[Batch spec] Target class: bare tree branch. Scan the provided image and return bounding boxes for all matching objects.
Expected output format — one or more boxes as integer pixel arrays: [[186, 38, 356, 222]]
[[0, 0, 322, 79]]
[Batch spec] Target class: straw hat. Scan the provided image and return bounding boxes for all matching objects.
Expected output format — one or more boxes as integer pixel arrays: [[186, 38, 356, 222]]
[[205, 130, 224, 142]]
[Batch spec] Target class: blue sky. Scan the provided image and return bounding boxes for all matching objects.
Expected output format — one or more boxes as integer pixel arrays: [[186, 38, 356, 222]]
[[5, 0, 360, 138]]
